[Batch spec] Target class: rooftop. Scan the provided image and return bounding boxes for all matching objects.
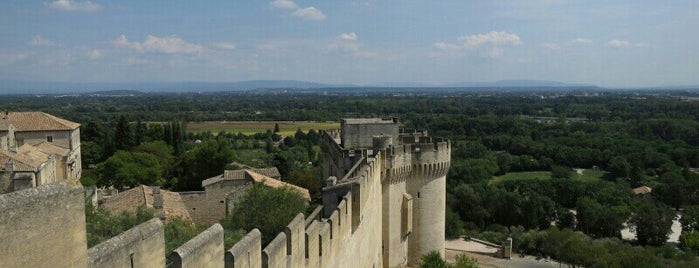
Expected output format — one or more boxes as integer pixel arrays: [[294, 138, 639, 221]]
[[1, 112, 80, 132], [245, 170, 311, 201], [29, 141, 71, 157], [101, 185, 193, 221], [0, 144, 52, 171], [202, 167, 281, 187]]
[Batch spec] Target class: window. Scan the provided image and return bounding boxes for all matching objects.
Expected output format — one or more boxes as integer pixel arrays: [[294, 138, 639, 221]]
[[46, 136, 53, 142]]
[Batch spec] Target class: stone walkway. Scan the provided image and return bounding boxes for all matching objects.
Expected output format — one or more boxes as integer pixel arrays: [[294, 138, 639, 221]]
[[445, 239, 567, 268]]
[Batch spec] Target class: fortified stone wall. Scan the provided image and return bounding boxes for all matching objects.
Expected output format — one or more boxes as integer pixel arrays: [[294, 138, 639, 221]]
[[168, 223, 225, 268], [87, 218, 165, 268], [0, 183, 88, 268]]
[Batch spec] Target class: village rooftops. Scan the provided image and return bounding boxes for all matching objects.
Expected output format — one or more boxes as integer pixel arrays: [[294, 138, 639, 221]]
[[1, 112, 80, 132], [0, 144, 51, 171]]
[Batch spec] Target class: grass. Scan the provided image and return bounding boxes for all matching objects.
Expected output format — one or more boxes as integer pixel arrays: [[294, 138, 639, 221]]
[[187, 121, 340, 136], [230, 149, 273, 168], [492, 169, 608, 184]]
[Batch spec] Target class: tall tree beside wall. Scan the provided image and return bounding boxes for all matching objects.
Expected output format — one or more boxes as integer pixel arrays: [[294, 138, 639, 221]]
[[225, 183, 307, 245], [115, 115, 133, 150]]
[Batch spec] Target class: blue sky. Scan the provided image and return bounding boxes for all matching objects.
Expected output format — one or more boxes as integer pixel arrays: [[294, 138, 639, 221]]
[[1, 0, 697, 87]]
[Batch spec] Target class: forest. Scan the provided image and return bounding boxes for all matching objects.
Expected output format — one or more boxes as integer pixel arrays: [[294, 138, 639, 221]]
[[2, 89, 699, 267]]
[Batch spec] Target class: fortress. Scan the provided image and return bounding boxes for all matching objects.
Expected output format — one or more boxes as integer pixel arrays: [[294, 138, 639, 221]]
[[0, 117, 450, 267]]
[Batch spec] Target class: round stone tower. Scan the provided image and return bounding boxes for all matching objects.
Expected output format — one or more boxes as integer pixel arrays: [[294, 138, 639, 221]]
[[406, 140, 450, 265]]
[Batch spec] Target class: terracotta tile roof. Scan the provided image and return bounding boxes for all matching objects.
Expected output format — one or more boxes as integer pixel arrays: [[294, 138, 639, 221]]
[[29, 141, 70, 157], [2, 112, 79, 132], [0, 144, 51, 171], [245, 170, 311, 201], [202, 167, 281, 187], [102, 185, 193, 221]]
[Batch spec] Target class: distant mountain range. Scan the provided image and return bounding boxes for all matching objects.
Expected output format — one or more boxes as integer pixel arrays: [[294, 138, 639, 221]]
[[0, 80, 357, 94], [7, 79, 696, 95]]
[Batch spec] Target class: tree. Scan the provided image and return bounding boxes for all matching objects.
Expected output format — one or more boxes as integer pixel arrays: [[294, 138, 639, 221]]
[[445, 207, 464, 239], [134, 119, 146, 145], [81, 141, 103, 166], [681, 206, 699, 232], [654, 171, 687, 209], [273, 123, 280, 133], [115, 115, 133, 150], [178, 138, 234, 190], [607, 156, 631, 178], [680, 231, 699, 256], [576, 197, 629, 238], [551, 165, 571, 179], [631, 198, 675, 246], [224, 183, 307, 245], [97, 150, 164, 189], [133, 141, 176, 180]]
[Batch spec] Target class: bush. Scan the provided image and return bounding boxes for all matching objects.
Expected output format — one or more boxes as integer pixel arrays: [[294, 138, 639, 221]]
[[164, 217, 204, 253], [224, 182, 308, 245], [420, 251, 448, 268], [85, 204, 154, 247]]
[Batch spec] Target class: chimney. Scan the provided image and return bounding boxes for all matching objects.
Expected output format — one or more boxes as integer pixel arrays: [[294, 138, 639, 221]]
[[4, 160, 13, 171]]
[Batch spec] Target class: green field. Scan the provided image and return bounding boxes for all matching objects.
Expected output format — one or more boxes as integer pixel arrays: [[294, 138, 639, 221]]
[[492, 169, 608, 184], [187, 121, 340, 136]]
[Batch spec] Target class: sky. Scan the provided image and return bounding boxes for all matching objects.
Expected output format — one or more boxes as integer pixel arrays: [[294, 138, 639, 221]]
[[0, 0, 698, 88]]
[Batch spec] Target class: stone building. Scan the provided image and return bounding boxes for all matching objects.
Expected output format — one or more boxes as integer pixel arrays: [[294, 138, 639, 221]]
[[321, 118, 451, 267], [0, 112, 81, 194], [0, 144, 58, 192]]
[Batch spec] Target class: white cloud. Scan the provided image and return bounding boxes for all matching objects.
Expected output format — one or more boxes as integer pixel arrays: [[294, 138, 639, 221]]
[[338, 32, 358, 41], [28, 35, 57, 46], [434, 31, 522, 58], [114, 34, 203, 54], [433, 42, 461, 50], [86, 49, 101, 59], [46, 0, 101, 12], [292, 7, 326, 21], [572, 38, 592, 44], [608, 39, 630, 48], [460, 31, 522, 48], [270, 0, 298, 10], [542, 42, 561, 51], [211, 42, 237, 50]]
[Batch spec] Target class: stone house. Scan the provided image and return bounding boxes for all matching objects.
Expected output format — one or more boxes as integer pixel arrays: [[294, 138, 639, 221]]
[[0, 112, 81, 193]]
